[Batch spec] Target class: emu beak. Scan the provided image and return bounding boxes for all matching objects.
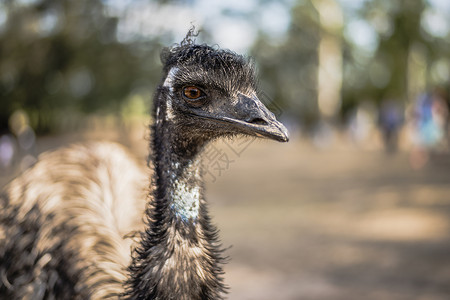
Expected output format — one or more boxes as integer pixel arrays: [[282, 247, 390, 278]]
[[221, 93, 289, 142]]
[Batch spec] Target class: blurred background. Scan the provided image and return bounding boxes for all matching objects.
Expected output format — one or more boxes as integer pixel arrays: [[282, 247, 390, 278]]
[[0, 0, 449, 299]]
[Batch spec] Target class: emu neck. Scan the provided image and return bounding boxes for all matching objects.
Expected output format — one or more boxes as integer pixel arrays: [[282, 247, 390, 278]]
[[154, 130, 205, 223], [125, 109, 225, 299], [152, 90, 211, 222]]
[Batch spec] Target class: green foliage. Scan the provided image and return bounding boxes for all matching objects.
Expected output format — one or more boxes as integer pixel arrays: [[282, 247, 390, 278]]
[[0, 0, 162, 133], [251, 1, 321, 128], [1, 0, 448, 133], [341, 0, 449, 116], [253, 0, 449, 124]]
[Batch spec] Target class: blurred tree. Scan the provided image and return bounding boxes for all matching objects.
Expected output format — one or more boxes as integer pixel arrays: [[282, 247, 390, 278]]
[[252, 0, 449, 129], [251, 0, 321, 129], [0, 0, 162, 133], [2, 0, 447, 134], [341, 0, 449, 117]]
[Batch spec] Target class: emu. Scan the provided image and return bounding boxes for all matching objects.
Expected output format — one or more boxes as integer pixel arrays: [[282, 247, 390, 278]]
[[0, 36, 289, 299]]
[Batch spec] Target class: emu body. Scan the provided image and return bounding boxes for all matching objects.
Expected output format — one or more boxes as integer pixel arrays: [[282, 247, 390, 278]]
[[0, 143, 146, 298], [0, 38, 288, 299]]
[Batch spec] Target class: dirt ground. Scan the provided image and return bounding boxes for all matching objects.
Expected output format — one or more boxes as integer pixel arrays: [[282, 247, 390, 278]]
[[1, 128, 450, 300], [209, 139, 450, 300]]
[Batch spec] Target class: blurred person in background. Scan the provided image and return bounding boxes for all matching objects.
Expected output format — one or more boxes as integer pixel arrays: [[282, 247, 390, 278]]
[[409, 87, 449, 168], [378, 99, 404, 153]]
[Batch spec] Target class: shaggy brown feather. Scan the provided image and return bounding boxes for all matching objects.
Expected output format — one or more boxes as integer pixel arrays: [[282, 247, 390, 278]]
[[0, 142, 147, 299]]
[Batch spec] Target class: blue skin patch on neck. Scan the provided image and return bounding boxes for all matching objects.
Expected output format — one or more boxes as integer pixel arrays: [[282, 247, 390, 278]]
[[170, 178, 201, 222]]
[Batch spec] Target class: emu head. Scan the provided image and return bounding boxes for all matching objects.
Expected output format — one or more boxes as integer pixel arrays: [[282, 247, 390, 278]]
[[155, 42, 289, 149]]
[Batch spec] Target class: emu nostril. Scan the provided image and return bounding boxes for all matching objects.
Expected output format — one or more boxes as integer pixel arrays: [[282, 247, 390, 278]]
[[247, 117, 268, 125]]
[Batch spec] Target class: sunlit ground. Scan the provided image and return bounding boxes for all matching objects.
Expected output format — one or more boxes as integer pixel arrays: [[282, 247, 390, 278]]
[[210, 139, 450, 300], [1, 124, 450, 300]]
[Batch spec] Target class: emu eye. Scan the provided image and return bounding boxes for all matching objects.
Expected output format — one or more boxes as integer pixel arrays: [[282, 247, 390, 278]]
[[182, 86, 205, 103]]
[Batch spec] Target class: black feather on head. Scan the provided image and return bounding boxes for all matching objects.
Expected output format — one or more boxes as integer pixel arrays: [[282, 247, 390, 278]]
[[160, 29, 257, 94]]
